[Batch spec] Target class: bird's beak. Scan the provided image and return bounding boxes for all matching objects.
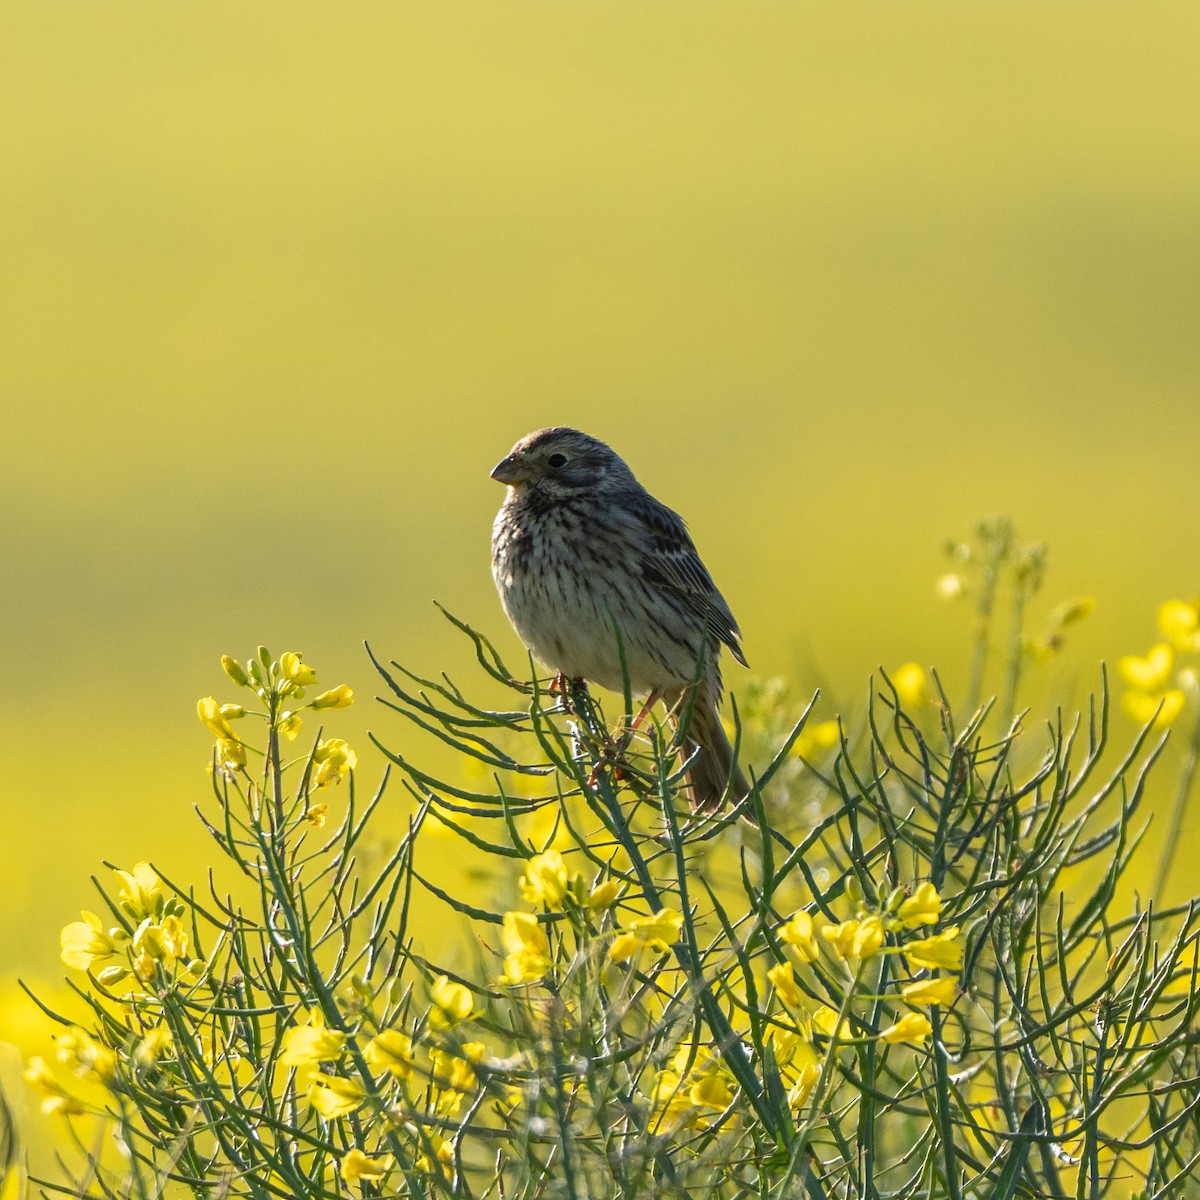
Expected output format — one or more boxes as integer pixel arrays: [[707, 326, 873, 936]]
[[490, 454, 529, 485]]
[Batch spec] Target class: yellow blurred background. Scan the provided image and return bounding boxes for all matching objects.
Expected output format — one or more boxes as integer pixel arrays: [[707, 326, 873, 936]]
[[2, 0, 1197, 1087]]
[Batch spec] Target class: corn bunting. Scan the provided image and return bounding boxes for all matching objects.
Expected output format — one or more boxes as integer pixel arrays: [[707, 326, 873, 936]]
[[490, 427, 749, 810]]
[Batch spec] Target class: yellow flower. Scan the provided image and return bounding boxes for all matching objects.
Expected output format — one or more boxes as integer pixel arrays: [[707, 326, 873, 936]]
[[822, 918, 882, 960], [430, 1042, 485, 1094], [904, 927, 963, 971], [414, 1128, 454, 1178], [281, 1009, 346, 1066], [657, 1065, 729, 1128], [587, 879, 624, 910], [901, 977, 958, 1007], [892, 663, 926, 707], [22, 1057, 84, 1116], [60, 911, 126, 970], [1159, 600, 1200, 651], [278, 713, 303, 741], [312, 684, 354, 710], [305, 802, 328, 828], [133, 1025, 174, 1065], [898, 882, 943, 928], [1118, 643, 1173, 693], [608, 908, 684, 964], [879, 1012, 933, 1045], [519, 850, 570, 906], [852, 915, 885, 959], [313, 738, 357, 787], [1123, 688, 1186, 729], [779, 910, 820, 962], [215, 737, 246, 771], [56, 1028, 117, 1084], [364, 1029, 413, 1079], [114, 862, 164, 920], [130, 915, 190, 977], [669, 1040, 716, 1076], [197, 696, 234, 739], [499, 911, 551, 984], [811, 1005, 852, 1040], [340, 1149, 391, 1192], [793, 720, 840, 760], [651, 1044, 734, 1133], [431, 975, 474, 1025], [767, 962, 804, 1008], [308, 1073, 365, 1119], [689, 1072, 733, 1111], [650, 1072, 694, 1133], [160, 914, 190, 960], [787, 1062, 821, 1110], [767, 1027, 812, 1070], [281, 651, 319, 687]]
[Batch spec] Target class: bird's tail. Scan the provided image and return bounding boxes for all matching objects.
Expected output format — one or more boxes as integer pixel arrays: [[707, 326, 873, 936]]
[[665, 684, 750, 812]]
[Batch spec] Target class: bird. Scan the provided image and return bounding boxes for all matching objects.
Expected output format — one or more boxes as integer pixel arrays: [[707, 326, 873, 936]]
[[489, 426, 749, 810]]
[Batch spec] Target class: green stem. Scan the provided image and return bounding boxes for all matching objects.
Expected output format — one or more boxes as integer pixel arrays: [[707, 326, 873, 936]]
[[965, 560, 1000, 717], [1001, 579, 1029, 733]]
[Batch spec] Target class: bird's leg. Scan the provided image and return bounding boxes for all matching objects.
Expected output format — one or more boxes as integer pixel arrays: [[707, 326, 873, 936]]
[[585, 690, 663, 789], [623, 690, 663, 740]]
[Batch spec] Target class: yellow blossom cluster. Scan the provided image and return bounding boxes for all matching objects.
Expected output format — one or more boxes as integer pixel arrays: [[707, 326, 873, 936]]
[[651, 1041, 735, 1134], [493, 850, 626, 986], [24, 1008, 176, 1115], [199, 648, 357, 784], [1119, 599, 1200, 728], [518, 848, 624, 912], [608, 907, 684, 965], [277, 985, 484, 1138], [60, 862, 205, 986], [770, 881, 961, 1052]]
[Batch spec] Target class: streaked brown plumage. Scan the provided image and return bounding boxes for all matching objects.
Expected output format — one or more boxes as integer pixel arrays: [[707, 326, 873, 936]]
[[490, 427, 749, 810]]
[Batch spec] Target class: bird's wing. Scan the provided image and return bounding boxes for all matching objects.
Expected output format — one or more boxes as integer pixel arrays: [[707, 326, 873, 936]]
[[635, 501, 749, 668]]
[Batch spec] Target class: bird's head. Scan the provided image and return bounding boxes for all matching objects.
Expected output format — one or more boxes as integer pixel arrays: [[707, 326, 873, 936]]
[[490, 427, 634, 498]]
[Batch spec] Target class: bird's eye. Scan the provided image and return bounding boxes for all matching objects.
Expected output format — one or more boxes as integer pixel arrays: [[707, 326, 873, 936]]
[[547, 453, 568, 468]]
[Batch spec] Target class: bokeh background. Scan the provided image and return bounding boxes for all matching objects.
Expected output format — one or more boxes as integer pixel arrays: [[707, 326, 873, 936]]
[[2, 0, 1198, 1103]]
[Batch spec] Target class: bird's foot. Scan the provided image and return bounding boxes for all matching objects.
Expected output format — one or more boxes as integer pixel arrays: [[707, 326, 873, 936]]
[[550, 675, 590, 717], [549, 673, 588, 695], [585, 692, 664, 790]]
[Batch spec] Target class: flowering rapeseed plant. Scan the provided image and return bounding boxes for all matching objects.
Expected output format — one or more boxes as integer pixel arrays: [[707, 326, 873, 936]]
[[22, 588, 1200, 1199]]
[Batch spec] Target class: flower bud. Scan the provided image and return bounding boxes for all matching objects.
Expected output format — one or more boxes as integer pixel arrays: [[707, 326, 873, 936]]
[[221, 655, 250, 687]]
